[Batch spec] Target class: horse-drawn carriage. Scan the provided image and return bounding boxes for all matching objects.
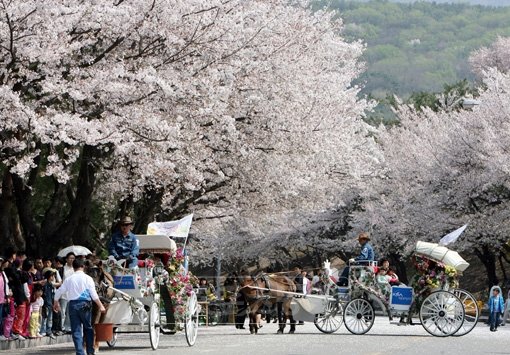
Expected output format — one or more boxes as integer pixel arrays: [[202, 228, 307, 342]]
[[290, 241, 479, 337], [240, 241, 479, 337], [99, 234, 199, 350]]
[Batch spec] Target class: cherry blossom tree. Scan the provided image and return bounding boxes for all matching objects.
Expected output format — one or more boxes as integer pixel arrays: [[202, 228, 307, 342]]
[[469, 36, 510, 76], [350, 40, 510, 286], [0, 1, 380, 258]]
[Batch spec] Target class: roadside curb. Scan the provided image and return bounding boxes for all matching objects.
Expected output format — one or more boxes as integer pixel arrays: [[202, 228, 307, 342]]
[[0, 334, 73, 351]]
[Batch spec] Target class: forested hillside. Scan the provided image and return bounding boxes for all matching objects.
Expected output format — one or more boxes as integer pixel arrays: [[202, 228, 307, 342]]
[[316, 0, 510, 98], [352, 0, 510, 6]]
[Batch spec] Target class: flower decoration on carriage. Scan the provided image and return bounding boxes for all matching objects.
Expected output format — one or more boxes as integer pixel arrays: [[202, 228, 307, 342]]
[[163, 247, 198, 326], [412, 255, 459, 290], [410, 255, 460, 311]]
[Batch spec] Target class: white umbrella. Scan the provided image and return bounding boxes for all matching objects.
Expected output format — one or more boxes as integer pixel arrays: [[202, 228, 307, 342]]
[[58, 245, 92, 258]]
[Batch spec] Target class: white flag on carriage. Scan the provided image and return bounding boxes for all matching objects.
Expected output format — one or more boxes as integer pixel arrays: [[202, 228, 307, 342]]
[[438, 224, 468, 246], [147, 214, 194, 238]]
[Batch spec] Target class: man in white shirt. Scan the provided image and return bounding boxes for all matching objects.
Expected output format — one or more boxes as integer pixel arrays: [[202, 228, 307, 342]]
[[54, 259, 105, 355]]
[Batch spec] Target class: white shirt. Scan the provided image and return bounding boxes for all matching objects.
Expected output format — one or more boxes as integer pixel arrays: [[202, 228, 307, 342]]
[[54, 270, 99, 302], [63, 264, 74, 280], [60, 265, 75, 300], [30, 297, 44, 313], [0, 271, 10, 303], [302, 277, 309, 295]]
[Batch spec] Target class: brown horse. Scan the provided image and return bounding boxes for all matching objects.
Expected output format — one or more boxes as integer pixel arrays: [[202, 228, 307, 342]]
[[85, 257, 115, 351], [238, 273, 297, 334]]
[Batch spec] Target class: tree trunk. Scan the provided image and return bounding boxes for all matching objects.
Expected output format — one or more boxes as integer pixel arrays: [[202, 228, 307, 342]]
[[133, 187, 163, 234], [111, 195, 134, 234], [0, 171, 18, 248], [40, 179, 68, 240], [499, 255, 507, 284], [51, 145, 99, 248], [474, 244, 499, 287], [11, 173, 41, 256]]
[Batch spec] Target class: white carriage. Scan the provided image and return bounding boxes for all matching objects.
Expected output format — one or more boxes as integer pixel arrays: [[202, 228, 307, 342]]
[[289, 241, 479, 337], [101, 234, 199, 350]]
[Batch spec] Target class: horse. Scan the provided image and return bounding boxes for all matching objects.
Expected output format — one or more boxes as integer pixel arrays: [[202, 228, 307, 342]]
[[84, 257, 115, 352], [238, 272, 297, 334]]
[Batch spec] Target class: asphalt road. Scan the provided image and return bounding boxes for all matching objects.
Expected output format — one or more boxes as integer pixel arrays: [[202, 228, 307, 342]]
[[5, 319, 509, 355]]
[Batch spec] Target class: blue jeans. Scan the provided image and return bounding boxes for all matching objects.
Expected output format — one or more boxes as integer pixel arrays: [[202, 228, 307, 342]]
[[68, 300, 94, 355], [40, 305, 53, 335], [490, 312, 501, 330]]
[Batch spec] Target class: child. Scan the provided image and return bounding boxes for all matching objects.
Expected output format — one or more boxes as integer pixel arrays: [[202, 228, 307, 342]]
[[488, 286, 505, 332], [387, 267, 400, 286], [376, 267, 391, 284], [28, 284, 44, 338], [40, 270, 56, 338]]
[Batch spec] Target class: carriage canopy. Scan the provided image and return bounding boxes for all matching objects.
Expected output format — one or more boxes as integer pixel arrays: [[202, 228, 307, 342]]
[[136, 234, 177, 254], [415, 241, 469, 272]]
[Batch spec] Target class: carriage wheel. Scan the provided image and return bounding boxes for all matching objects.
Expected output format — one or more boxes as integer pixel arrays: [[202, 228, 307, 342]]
[[149, 302, 161, 350], [106, 327, 118, 348], [343, 298, 375, 335], [185, 291, 199, 346], [451, 289, 479, 336], [420, 290, 464, 337], [314, 299, 344, 334]]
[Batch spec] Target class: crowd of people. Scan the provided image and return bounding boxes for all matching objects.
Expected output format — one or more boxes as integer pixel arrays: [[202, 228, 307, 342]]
[[0, 216, 137, 355], [0, 248, 86, 341]]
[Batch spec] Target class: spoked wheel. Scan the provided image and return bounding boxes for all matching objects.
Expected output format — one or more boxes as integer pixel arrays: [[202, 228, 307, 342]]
[[314, 299, 344, 334], [106, 327, 118, 348], [451, 289, 479, 336], [343, 298, 375, 335], [420, 290, 464, 337], [149, 302, 161, 350], [185, 291, 199, 346]]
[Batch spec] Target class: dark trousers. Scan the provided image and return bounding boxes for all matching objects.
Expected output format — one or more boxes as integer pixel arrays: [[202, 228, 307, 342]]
[[160, 285, 175, 330], [490, 312, 501, 330], [337, 267, 350, 286], [52, 310, 62, 332], [68, 300, 94, 355], [235, 293, 247, 328], [0, 302, 5, 333]]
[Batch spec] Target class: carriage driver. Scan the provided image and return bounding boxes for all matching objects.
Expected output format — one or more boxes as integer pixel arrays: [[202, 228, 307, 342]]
[[337, 232, 375, 286], [108, 216, 140, 269], [350, 232, 374, 264]]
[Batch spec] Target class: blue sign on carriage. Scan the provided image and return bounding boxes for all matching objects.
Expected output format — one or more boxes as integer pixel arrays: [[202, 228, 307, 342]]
[[390, 286, 413, 306], [113, 275, 136, 290]]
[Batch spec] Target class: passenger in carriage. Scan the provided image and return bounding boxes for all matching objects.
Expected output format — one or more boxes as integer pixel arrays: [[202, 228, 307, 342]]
[[153, 253, 176, 334], [387, 267, 400, 286], [337, 232, 375, 286], [108, 216, 140, 269], [376, 266, 391, 284], [375, 267, 392, 299], [376, 258, 400, 286]]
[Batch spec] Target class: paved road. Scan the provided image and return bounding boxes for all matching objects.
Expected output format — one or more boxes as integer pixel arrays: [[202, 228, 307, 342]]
[[6, 319, 509, 355]]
